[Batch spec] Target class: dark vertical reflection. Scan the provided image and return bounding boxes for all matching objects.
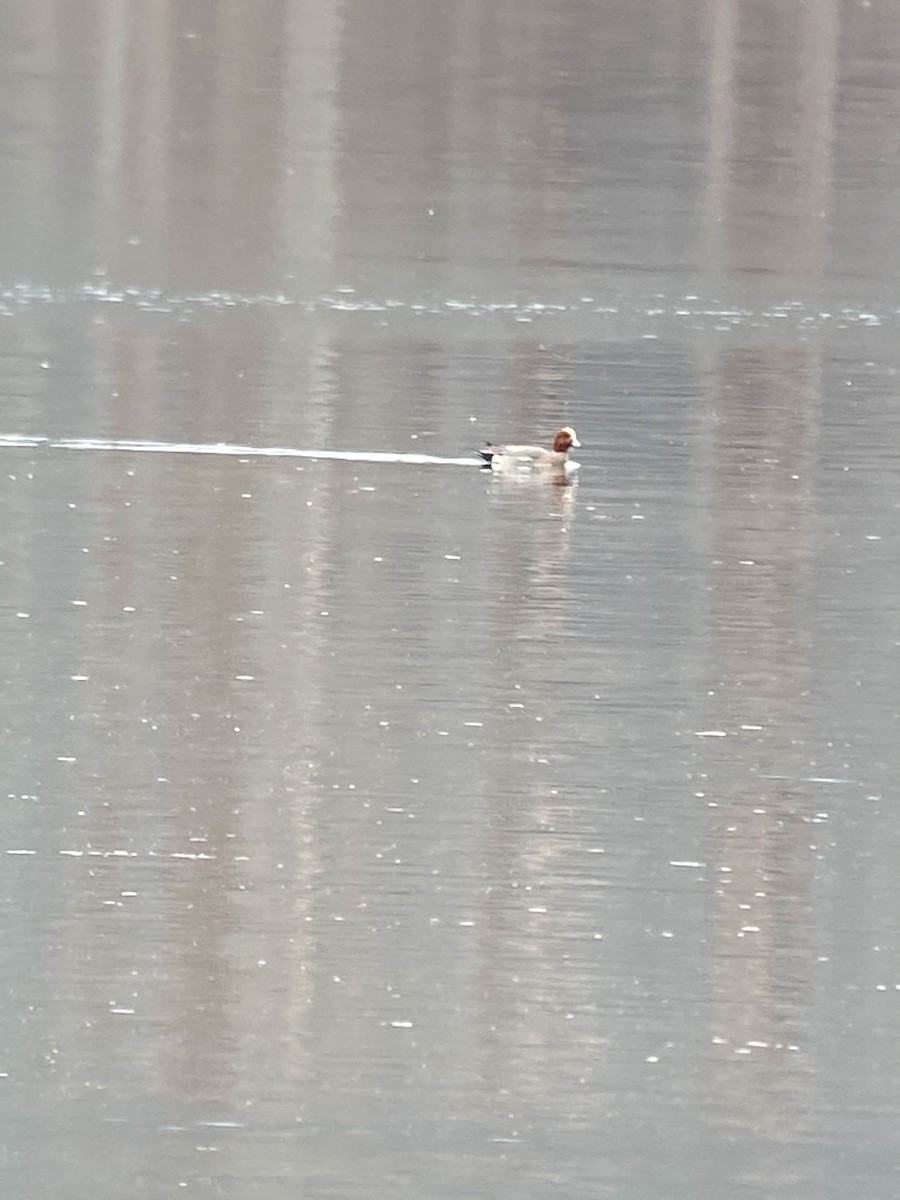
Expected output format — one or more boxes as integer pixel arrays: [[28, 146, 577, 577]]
[[699, 2, 839, 1148], [704, 0, 840, 282]]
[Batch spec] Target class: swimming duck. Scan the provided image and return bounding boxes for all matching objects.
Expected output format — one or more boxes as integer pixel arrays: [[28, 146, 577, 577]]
[[477, 426, 582, 473]]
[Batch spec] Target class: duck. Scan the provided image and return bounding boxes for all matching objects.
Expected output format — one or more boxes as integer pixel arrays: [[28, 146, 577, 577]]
[[477, 426, 582, 473]]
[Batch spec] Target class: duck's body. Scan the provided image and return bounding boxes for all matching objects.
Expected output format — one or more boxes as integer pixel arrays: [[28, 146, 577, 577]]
[[477, 426, 581, 474]]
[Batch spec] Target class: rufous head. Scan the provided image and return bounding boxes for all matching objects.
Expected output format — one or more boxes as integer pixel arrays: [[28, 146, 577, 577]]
[[553, 427, 581, 453]]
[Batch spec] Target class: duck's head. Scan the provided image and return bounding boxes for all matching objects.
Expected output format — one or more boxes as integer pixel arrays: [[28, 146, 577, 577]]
[[553, 427, 581, 453]]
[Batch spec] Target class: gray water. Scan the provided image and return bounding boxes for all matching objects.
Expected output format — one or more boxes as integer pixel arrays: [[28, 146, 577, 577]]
[[3, 2, 900, 1197]]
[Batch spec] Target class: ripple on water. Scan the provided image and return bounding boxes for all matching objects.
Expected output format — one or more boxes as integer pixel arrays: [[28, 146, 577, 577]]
[[0, 280, 894, 330]]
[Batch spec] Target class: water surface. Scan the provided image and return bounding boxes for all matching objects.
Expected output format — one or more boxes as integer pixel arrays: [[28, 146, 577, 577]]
[[3, 2, 900, 1198]]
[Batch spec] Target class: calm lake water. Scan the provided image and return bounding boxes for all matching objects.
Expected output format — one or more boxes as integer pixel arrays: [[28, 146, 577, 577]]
[[3, 2, 900, 1197]]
